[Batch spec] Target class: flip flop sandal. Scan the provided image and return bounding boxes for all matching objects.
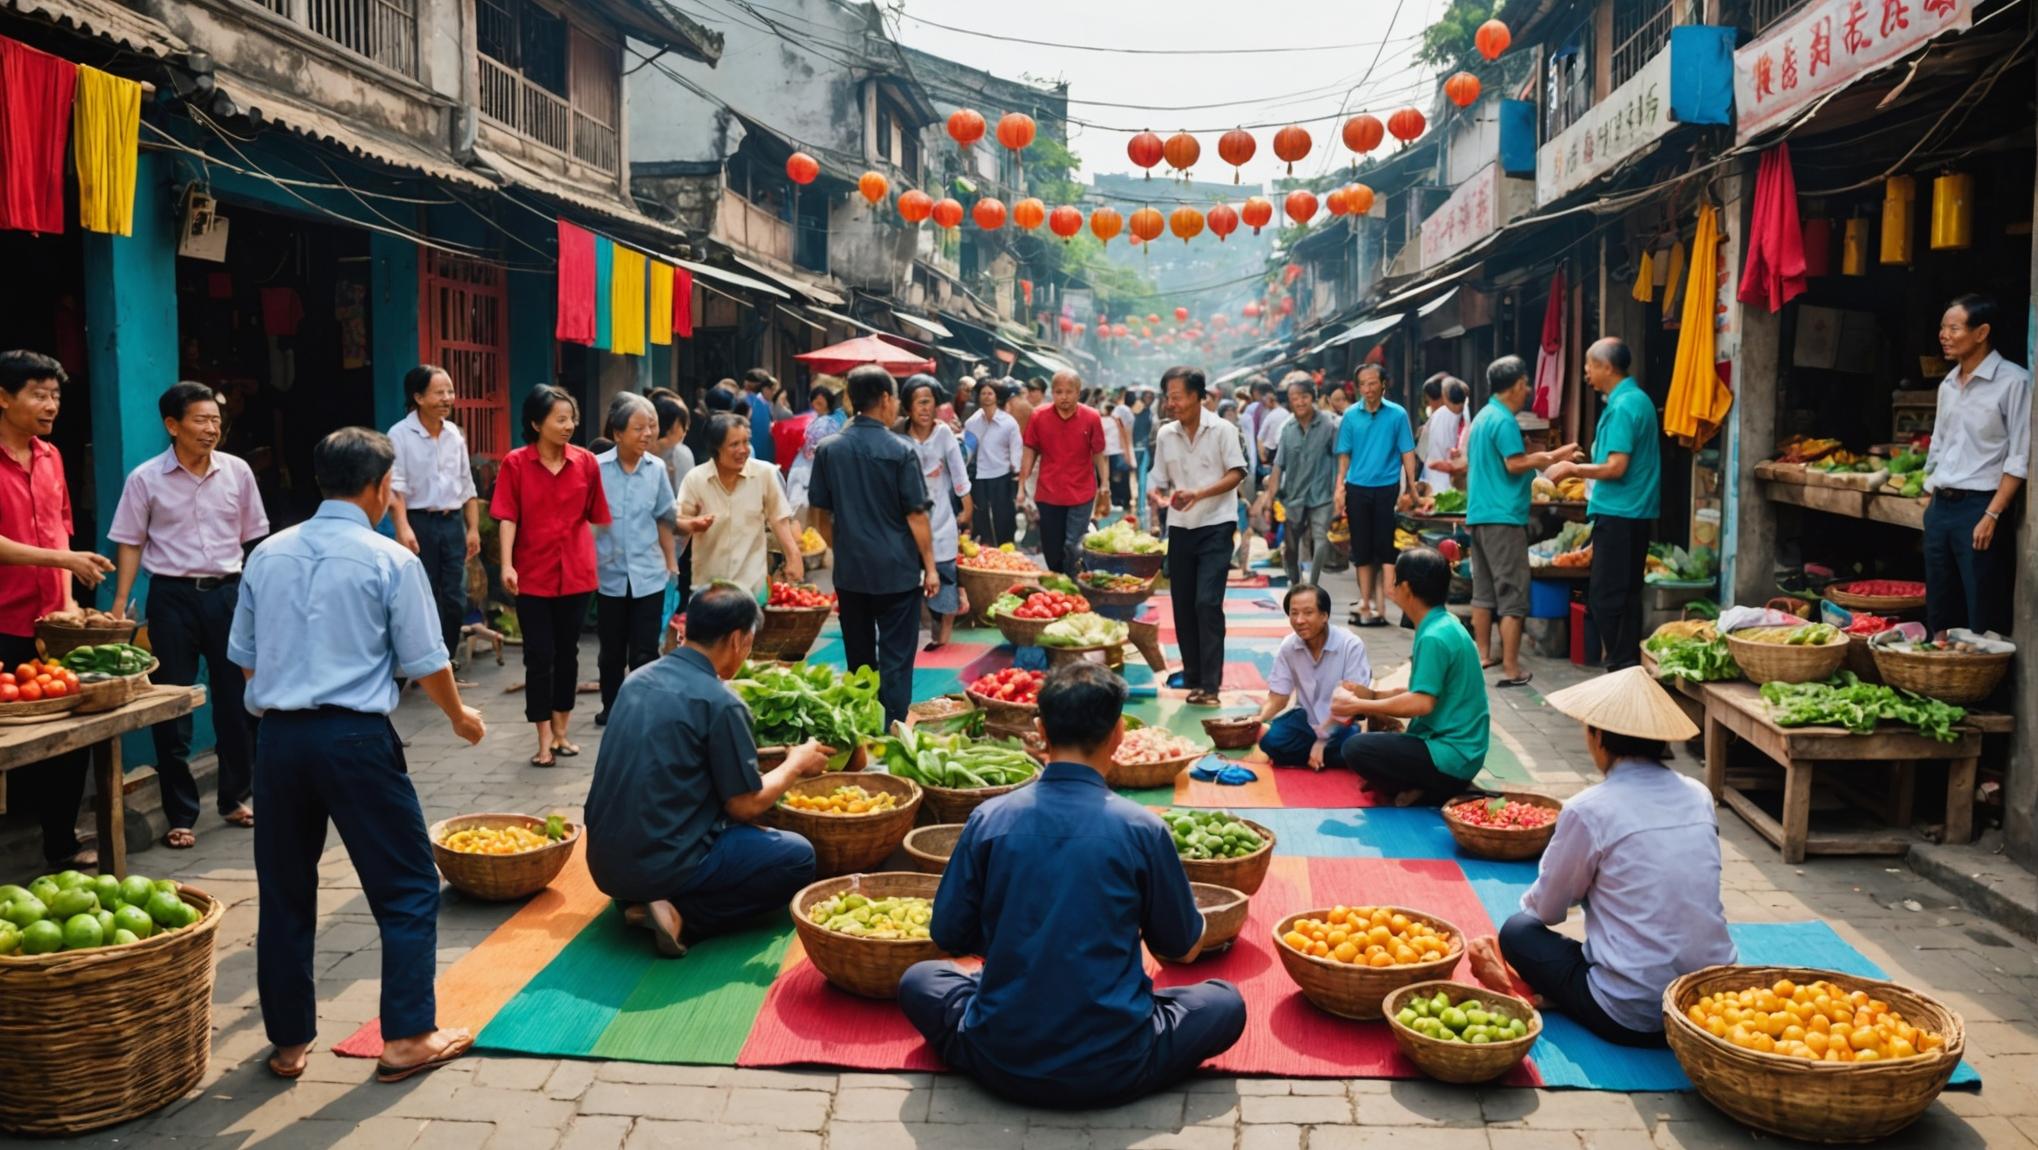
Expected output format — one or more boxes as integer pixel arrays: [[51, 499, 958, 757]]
[[267, 1048, 309, 1080], [1497, 673, 1534, 688], [529, 754, 556, 769], [223, 807, 255, 829], [162, 828, 196, 849], [375, 1033, 474, 1084], [553, 743, 582, 757], [1185, 691, 1223, 707], [923, 641, 947, 652]]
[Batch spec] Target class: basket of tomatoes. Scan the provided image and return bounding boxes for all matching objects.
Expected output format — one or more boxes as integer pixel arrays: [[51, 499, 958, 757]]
[[0, 659, 85, 722], [755, 582, 836, 660], [987, 588, 1089, 648], [964, 668, 1043, 727]]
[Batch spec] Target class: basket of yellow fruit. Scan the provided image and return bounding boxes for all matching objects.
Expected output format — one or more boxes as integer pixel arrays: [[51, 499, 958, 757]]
[[1664, 968, 1964, 1143], [797, 526, 829, 569], [1272, 904, 1463, 1020], [430, 813, 579, 901], [790, 872, 946, 998], [758, 775, 921, 877]]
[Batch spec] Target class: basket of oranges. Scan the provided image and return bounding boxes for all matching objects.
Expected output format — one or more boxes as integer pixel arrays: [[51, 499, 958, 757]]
[[1273, 904, 1463, 1019], [429, 813, 580, 901], [0, 659, 84, 723], [1662, 967, 1963, 1143]]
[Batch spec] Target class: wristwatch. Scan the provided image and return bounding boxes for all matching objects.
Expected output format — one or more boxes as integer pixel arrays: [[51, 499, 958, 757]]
[[1984, 509, 2001, 521]]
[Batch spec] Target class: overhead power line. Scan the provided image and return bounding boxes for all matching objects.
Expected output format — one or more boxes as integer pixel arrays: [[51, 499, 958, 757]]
[[890, 9, 1422, 56]]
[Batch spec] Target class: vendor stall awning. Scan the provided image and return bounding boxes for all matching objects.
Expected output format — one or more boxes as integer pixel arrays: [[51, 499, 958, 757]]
[[674, 257, 789, 300], [795, 335, 936, 377], [4, 0, 187, 58], [729, 254, 845, 306], [207, 74, 499, 192], [471, 145, 684, 238], [1371, 263, 1482, 316], [807, 306, 886, 335], [936, 345, 980, 362], [893, 310, 953, 339], [1307, 312, 1404, 356]]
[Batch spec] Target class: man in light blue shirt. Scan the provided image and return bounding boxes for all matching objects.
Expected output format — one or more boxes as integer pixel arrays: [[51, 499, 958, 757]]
[[1549, 338, 1661, 670], [1254, 584, 1371, 768], [593, 393, 698, 725], [1332, 365, 1418, 627], [231, 427, 485, 1085], [742, 368, 778, 465]]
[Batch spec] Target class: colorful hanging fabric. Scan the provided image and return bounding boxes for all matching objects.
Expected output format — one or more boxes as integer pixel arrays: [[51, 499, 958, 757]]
[[72, 65, 138, 235], [611, 245, 646, 357], [0, 36, 78, 235], [1665, 202, 1732, 448], [647, 260, 675, 347], [593, 236, 614, 351], [672, 266, 695, 339], [1531, 264, 1565, 422], [1661, 239, 1687, 330], [1737, 143, 1808, 314], [1630, 248, 1655, 304], [554, 219, 596, 344]]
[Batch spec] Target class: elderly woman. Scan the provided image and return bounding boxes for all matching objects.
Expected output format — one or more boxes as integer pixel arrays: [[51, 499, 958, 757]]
[[964, 379, 1022, 546], [678, 412, 804, 601], [901, 376, 972, 650], [787, 377, 843, 520]]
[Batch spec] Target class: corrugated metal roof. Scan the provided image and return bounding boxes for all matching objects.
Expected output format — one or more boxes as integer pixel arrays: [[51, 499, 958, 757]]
[[209, 74, 498, 191], [3, 0, 187, 59]]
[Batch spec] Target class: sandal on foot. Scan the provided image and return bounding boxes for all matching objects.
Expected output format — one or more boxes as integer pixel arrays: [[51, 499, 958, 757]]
[[553, 742, 581, 758], [375, 1032, 473, 1084], [223, 807, 255, 829], [267, 1047, 309, 1080], [1496, 672, 1534, 688], [529, 754, 556, 768], [163, 828, 196, 849]]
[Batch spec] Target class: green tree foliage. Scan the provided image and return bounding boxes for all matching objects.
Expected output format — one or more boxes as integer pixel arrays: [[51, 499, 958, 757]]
[[1417, 0, 1495, 71]]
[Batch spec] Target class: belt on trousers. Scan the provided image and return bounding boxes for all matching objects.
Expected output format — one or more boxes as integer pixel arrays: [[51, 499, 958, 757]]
[[411, 508, 463, 517], [1933, 488, 1994, 502], [268, 705, 378, 718], [152, 573, 239, 591]]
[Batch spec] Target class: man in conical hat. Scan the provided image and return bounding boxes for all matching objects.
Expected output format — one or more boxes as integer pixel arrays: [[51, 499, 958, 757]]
[[1467, 667, 1736, 1047]]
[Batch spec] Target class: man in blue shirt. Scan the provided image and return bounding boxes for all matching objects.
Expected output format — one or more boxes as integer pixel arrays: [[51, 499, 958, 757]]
[[1548, 338, 1661, 669], [899, 663, 1246, 1107], [230, 428, 486, 1084], [1466, 357, 1579, 687], [742, 369, 777, 466], [1333, 364, 1418, 627]]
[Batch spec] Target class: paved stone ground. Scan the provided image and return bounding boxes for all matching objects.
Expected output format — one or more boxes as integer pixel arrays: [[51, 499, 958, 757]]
[[40, 574, 2038, 1149]]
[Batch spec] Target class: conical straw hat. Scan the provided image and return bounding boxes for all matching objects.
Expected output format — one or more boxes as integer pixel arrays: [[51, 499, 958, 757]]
[[1542, 667, 1699, 742]]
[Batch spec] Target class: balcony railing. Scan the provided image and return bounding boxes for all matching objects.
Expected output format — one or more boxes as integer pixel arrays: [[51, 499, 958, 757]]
[[711, 186, 793, 266], [253, 0, 418, 78], [1610, 0, 1676, 89], [477, 55, 620, 177], [1748, 0, 1808, 34]]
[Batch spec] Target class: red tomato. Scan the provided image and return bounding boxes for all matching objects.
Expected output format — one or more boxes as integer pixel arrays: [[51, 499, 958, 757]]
[[13, 664, 33, 682], [0, 673, 13, 686], [0, 684, 16, 702], [18, 682, 42, 702], [42, 680, 66, 698]]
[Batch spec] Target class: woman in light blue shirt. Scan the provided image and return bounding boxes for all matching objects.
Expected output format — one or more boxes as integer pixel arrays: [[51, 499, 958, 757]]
[[592, 394, 706, 724]]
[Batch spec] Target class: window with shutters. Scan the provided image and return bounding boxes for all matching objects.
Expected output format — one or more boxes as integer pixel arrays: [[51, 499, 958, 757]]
[[476, 0, 623, 176], [419, 252, 511, 462]]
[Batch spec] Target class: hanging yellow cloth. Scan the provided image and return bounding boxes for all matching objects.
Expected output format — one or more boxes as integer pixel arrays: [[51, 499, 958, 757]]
[[611, 246, 647, 356], [1664, 202, 1732, 448], [647, 260, 675, 347], [1631, 248, 1656, 303], [73, 66, 140, 236], [1661, 239, 1687, 329]]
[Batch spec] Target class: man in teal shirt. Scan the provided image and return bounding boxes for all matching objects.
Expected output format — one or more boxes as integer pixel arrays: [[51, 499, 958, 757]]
[[1466, 357, 1579, 687], [1549, 338, 1661, 670], [1330, 548, 1489, 806]]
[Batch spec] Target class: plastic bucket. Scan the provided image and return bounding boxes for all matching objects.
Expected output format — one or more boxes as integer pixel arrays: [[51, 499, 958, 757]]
[[1529, 578, 1570, 620]]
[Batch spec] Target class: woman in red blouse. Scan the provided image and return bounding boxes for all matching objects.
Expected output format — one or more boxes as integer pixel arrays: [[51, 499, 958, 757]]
[[493, 385, 610, 767]]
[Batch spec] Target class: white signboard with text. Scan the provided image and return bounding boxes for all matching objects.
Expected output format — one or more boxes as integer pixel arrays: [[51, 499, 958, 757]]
[[1536, 45, 1673, 206], [1735, 0, 1973, 143]]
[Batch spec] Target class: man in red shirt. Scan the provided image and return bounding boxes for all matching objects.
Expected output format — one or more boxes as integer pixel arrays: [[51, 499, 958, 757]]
[[0, 351, 115, 866], [1019, 371, 1109, 575]]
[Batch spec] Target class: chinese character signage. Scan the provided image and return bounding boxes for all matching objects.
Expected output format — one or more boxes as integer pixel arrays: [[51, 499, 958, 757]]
[[1734, 0, 1972, 143], [1536, 44, 1673, 206], [1421, 162, 1532, 270]]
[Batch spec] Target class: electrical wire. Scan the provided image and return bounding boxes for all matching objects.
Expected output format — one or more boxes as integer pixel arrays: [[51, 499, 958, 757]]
[[888, 8, 1423, 56]]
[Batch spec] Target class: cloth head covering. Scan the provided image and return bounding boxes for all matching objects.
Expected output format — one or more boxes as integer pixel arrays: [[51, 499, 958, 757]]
[[1544, 667, 1699, 742]]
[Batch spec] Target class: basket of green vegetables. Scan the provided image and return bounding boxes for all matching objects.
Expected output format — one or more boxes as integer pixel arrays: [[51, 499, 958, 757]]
[[872, 722, 1042, 823]]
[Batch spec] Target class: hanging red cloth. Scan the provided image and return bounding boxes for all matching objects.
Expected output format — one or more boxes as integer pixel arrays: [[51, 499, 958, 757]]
[[555, 219, 596, 344], [1738, 143, 1808, 313], [0, 36, 78, 235], [671, 266, 694, 339], [1531, 264, 1566, 421]]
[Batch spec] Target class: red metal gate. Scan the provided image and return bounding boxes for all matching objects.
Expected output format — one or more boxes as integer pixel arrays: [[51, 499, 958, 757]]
[[419, 250, 511, 460]]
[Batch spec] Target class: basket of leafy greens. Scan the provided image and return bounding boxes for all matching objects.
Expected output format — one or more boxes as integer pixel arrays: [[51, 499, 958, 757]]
[[732, 662, 886, 769], [1757, 673, 1966, 742], [1643, 622, 1740, 682]]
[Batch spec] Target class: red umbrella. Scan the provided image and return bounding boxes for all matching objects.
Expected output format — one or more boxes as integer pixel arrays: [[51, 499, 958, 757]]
[[794, 336, 936, 377]]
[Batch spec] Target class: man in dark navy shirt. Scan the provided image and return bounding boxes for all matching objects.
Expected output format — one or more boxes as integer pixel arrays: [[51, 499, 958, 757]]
[[584, 584, 829, 957], [899, 663, 1246, 1107]]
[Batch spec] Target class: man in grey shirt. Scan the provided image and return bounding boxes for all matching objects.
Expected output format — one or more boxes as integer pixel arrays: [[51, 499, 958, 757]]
[[1257, 377, 1338, 587]]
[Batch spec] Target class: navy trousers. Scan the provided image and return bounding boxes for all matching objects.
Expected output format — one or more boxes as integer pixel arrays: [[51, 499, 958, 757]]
[[1497, 912, 1664, 1048], [898, 962, 1246, 1108], [254, 709, 439, 1046], [411, 510, 470, 660], [1257, 708, 1356, 767], [837, 587, 920, 726], [672, 824, 816, 939], [1923, 491, 2014, 636], [1340, 732, 1475, 805], [145, 577, 254, 829]]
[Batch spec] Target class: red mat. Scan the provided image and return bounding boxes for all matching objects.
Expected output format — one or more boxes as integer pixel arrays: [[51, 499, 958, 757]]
[[915, 641, 998, 669], [1271, 767, 1384, 808]]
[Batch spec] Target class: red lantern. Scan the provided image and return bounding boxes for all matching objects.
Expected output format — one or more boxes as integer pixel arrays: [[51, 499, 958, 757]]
[[1208, 202, 1239, 242], [972, 197, 1007, 230], [1344, 183, 1375, 216], [1444, 72, 1481, 108], [786, 151, 819, 186], [1217, 129, 1256, 183], [931, 197, 965, 229], [1142, 326, 1153, 338], [1326, 188, 1349, 217], [1342, 114, 1385, 155], [1013, 197, 1046, 230], [996, 112, 1036, 151], [1279, 297, 1294, 317], [1272, 125, 1312, 173], [1129, 207, 1165, 244], [1163, 131, 1201, 178], [1243, 301, 1262, 318], [898, 189, 933, 224], [1048, 205, 1083, 241], [1241, 196, 1273, 235], [1058, 316, 1075, 334], [1388, 107, 1427, 143], [1128, 131, 1164, 178], [1112, 323, 1129, 338], [1174, 306, 1189, 322], [1090, 206, 1124, 245], [1168, 205, 1204, 243], [1284, 190, 1318, 226], [858, 170, 888, 205], [1476, 18, 1511, 61], [947, 109, 985, 149], [1073, 322, 1085, 337]]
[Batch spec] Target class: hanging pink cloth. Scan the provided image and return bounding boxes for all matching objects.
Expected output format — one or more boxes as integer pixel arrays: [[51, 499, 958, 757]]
[[1738, 143, 1808, 313], [555, 219, 596, 344], [0, 36, 78, 235], [1531, 264, 1566, 421]]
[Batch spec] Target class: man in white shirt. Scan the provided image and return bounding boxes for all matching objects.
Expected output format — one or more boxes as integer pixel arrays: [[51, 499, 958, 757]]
[[1253, 585, 1371, 768], [1257, 375, 1297, 468], [387, 365, 480, 664], [1923, 293, 2029, 635], [1150, 367, 1248, 706], [1421, 378, 1467, 491]]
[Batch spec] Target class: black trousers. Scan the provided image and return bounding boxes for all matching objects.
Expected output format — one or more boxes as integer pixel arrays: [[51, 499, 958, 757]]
[[0, 633, 85, 862], [1588, 515, 1652, 670], [1923, 491, 2014, 636], [145, 577, 255, 829], [517, 592, 589, 723], [1036, 500, 1090, 576], [1167, 522, 1234, 692], [596, 591, 664, 712], [1498, 912, 1664, 1047], [972, 474, 1018, 547], [410, 510, 469, 660], [838, 586, 920, 726], [1340, 731, 1474, 805]]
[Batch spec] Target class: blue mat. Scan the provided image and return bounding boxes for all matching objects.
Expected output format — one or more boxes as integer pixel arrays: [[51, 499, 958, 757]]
[[1252, 807, 1460, 859]]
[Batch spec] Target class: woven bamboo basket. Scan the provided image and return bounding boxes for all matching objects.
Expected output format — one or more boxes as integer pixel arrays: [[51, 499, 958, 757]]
[[430, 813, 581, 901], [1044, 642, 1126, 671], [991, 610, 1055, 648], [758, 773, 922, 877], [1127, 616, 1168, 672], [0, 693, 85, 723], [1384, 980, 1542, 1084], [34, 617, 140, 660], [1843, 634, 1885, 684], [1081, 548, 1167, 579], [753, 604, 832, 660], [1107, 748, 1199, 789], [1725, 631, 1850, 685], [1440, 792, 1565, 861], [1825, 582, 1928, 613], [1870, 646, 2011, 705], [905, 695, 978, 734], [1078, 571, 1159, 609], [1201, 716, 1263, 750], [1271, 906, 1465, 1020], [1662, 965, 1964, 1143], [756, 742, 869, 774], [1176, 817, 1277, 895], [1160, 883, 1249, 961], [956, 564, 1041, 625], [73, 661, 159, 715], [920, 771, 1038, 824], [790, 872, 946, 998], [901, 824, 965, 874], [0, 886, 222, 1136], [964, 687, 1038, 728]]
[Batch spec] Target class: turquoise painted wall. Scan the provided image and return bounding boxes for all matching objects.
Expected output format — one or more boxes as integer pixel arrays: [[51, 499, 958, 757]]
[[371, 231, 420, 433]]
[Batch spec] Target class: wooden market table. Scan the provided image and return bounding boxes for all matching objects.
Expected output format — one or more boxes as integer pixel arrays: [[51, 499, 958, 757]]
[[0, 686, 204, 879]]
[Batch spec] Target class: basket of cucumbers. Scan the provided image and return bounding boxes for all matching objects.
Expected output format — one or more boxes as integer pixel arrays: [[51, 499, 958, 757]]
[[59, 644, 158, 715]]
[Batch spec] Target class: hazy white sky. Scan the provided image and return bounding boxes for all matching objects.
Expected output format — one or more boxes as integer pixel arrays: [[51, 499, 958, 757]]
[[886, 0, 1456, 190]]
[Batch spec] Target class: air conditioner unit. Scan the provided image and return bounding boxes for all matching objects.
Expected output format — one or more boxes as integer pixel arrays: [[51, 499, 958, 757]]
[[178, 187, 229, 262]]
